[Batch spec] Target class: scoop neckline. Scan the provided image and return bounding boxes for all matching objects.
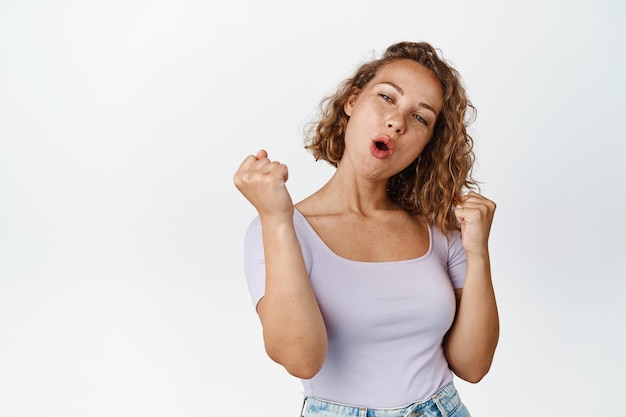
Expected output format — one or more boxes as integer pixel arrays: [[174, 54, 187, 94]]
[[293, 207, 433, 265]]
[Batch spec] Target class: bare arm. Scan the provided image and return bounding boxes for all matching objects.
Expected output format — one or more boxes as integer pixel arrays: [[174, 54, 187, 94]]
[[444, 192, 499, 383], [234, 150, 327, 378]]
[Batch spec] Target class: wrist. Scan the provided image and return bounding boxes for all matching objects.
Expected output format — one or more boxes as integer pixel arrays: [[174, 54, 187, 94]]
[[465, 250, 490, 267], [259, 210, 295, 230]]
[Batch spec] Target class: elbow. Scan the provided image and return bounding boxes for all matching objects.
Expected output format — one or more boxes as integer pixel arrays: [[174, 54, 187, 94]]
[[453, 363, 492, 384], [284, 360, 324, 379], [459, 371, 486, 384], [265, 343, 327, 379]]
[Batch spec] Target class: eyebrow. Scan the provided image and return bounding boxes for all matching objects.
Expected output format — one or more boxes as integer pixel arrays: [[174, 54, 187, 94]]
[[378, 81, 438, 116]]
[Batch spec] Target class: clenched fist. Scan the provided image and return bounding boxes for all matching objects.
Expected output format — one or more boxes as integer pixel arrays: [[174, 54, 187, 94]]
[[233, 150, 294, 222], [454, 191, 496, 258]]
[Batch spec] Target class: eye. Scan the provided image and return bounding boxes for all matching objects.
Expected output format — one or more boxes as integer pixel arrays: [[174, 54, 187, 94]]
[[412, 113, 427, 126], [378, 94, 393, 103]]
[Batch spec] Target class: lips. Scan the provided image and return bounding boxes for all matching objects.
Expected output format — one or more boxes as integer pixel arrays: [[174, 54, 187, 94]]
[[370, 136, 395, 159]]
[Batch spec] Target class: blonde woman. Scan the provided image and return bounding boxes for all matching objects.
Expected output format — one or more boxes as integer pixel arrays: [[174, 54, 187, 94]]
[[234, 41, 498, 417]]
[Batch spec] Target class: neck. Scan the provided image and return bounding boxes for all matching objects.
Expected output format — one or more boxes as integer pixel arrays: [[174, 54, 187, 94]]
[[315, 167, 397, 215]]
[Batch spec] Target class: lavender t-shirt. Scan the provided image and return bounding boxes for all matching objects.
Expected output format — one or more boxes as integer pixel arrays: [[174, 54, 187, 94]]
[[243, 209, 466, 408]]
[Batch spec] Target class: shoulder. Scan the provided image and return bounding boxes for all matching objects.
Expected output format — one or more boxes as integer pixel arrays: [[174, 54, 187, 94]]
[[428, 224, 464, 257], [294, 195, 326, 217], [428, 223, 462, 244]]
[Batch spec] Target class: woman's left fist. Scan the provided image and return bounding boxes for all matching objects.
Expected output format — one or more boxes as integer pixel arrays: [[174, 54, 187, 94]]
[[454, 191, 496, 257]]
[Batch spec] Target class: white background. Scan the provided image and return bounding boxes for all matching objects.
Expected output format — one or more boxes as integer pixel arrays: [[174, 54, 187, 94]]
[[1, 1, 624, 416]]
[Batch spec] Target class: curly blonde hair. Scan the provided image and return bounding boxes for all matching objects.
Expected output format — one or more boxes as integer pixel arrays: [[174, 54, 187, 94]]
[[305, 41, 478, 235]]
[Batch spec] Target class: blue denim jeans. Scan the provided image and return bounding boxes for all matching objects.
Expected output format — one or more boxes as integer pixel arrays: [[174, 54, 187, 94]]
[[301, 382, 470, 417]]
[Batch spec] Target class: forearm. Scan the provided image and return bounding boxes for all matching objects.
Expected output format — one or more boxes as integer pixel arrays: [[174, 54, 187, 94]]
[[444, 253, 499, 382], [258, 216, 328, 379]]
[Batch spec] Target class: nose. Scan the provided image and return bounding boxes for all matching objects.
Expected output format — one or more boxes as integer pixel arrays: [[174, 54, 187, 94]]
[[386, 112, 406, 134]]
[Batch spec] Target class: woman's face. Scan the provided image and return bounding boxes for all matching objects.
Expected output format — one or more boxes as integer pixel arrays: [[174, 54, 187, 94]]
[[342, 59, 443, 182]]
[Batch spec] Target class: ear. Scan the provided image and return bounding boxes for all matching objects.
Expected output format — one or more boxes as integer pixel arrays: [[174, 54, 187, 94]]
[[343, 88, 360, 117]]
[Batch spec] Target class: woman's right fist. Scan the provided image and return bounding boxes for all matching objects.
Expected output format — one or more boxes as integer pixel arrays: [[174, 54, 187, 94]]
[[233, 150, 294, 221]]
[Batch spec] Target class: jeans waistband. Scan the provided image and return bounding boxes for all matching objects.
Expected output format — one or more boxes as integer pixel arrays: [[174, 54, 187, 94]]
[[302, 382, 464, 417]]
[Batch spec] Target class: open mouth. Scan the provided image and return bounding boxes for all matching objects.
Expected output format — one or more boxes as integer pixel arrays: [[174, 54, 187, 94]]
[[371, 136, 395, 158], [375, 141, 389, 151]]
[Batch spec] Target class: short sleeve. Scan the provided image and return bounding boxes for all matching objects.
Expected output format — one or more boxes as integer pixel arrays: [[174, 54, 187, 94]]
[[243, 216, 266, 308], [447, 231, 467, 289]]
